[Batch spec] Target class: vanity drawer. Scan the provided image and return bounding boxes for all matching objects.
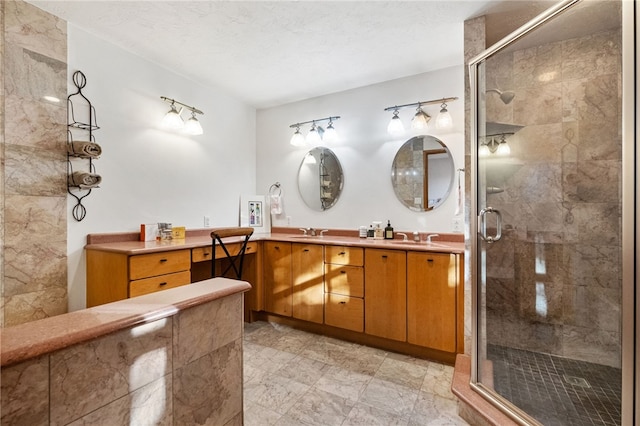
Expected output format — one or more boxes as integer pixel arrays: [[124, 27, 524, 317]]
[[325, 245, 363, 266], [129, 250, 190, 280], [324, 293, 363, 332], [324, 264, 364, 297], [192, 242, 257, 262], [129, 270, 191, 297]]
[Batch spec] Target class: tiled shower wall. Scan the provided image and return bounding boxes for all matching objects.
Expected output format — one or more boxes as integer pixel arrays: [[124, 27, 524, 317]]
[[483, 28, 622, 367], [1, 0, 68, 327]]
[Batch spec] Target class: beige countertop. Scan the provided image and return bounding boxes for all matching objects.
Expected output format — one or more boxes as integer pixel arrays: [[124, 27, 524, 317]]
[[85, 228, 465, 255], [1, 278, 251, 367]]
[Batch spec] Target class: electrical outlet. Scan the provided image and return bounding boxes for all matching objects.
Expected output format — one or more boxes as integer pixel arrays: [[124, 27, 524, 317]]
[[452, 217, 462, 232], [204, 215, 211, 227]]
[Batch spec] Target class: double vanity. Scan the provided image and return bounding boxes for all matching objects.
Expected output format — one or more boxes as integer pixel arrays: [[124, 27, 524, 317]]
[[85, 226, 464, 364]]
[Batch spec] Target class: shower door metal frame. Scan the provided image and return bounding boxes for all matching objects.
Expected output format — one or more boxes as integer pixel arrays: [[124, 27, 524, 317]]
[[468, 0, 636, 424]]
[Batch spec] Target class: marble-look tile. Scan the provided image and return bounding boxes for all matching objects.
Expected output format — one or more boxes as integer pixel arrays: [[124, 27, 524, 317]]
[[577, 118, 621, 161], [562, 285, 620, 333], [513, 83, 563, 126], [243, 371, 310, 415], [173, 339, 243, 425], [562, 325, 620, 368], [343, 403, 409, 426], [245, 346, 297, 374], [49, 318, 172, 425], [2, 286, 67, 326], [314, 365, 372, 403], [513, 42, 563, 89], [276, 354, 330, 386], [269, 328, 316, 354], [4, 194, 66, 244], [509, 124, 562, 163], [562, 29, 621, 81], [409, 392, 467, 426], [4, 145, 66, 196], [4, 0, 67, 63], [244, 360, 270, 386], [223, 411, 243, 426], [359, 378, 418, 417], [5, 94, 66, 150], [421, 363, 456, 401], [173, 293, 242, 369], [67, 375, 172, 426], [576, 160, 620, 203], [243, 321, 297, 347], [3, 240, 66, 296], [562, 74, 619, 123], [563, 244, 621, 289], [4, 43, 67, 102], [564, 202, 620, 246], [1, 355, 49, 425], [285, 387, 354, 426], [243, 401, 282, 426], [375, 357, 428, 390]]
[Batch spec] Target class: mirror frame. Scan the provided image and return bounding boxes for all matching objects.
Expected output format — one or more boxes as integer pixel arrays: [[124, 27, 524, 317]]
[[390, 135, 455, 211]]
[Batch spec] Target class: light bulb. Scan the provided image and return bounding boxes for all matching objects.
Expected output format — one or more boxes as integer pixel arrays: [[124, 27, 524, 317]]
[[323, 122, 338, 143], [411, 107, 430, 131], [479, 144, 490, 157], [290, 128, 305, 147], [184, 113, 203, 135], [162, 104, 184, 130], [387, 110, 404, 136], [497, 140, 511, 156], [435, 104, 453, 130], [306, 123, 322, 145]]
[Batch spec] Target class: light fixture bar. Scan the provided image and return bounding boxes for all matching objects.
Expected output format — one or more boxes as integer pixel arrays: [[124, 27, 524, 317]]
[[383, 97, 458, 112], [289, 116, 340, 129], [160, 96, 204, 115]]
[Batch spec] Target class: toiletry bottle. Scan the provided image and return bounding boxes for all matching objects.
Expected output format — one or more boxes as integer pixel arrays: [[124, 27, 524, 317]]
[[367, 225, 374, 238], [384, 220, 394, 240], [373, 222, 384, 239], [359, 226, 367, 238]]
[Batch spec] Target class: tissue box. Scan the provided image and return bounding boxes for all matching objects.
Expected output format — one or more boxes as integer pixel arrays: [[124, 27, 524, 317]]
[[140, 223, 159, 242]]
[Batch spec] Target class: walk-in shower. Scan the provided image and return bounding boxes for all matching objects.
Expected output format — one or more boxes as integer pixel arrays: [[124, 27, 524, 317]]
[[468, 0, 635, 424]]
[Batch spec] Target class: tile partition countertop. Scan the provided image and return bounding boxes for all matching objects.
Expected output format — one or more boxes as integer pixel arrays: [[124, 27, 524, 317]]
[[0, 278, 251, 367], [84, 227, 465, 255]]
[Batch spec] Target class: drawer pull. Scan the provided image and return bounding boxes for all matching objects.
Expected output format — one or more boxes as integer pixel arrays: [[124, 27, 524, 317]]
[[204, 252, 210, 256], [381, 255, 388, 259], [339, 251, 346, 255], [159, 282, 168, 286], [427, 259, 434, 262], [304, 249, 310, 252], [339, 301, 346, 304], [340, 270, 346, 274], [159, 258, 168, 263]]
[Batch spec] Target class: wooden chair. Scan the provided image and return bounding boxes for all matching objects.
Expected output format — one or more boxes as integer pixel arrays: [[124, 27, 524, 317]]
[[210, 227, 254, 280]]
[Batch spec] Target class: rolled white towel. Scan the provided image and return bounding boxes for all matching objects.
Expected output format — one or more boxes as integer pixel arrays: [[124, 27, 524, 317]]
[[67, 141, 102, 158], [270, 194, 282, 215], [68, 171, 102, 188]]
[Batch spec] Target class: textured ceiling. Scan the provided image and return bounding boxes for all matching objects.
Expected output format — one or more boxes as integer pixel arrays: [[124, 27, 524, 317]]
[[28, 1, 531, 109]]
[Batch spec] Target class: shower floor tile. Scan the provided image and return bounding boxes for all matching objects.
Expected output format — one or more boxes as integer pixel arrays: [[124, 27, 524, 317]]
[[488, 345, 621, 426]]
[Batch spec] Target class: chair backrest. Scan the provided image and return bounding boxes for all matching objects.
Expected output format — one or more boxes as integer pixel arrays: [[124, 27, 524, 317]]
[[211, 227, 254, 280]]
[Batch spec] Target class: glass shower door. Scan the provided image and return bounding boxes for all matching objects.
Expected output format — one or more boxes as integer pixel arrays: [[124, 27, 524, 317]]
[[470, 1, 624, 424]]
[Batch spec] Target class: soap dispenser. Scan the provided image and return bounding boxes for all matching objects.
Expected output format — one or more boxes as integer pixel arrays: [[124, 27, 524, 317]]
[[384, 220, 394, 240]]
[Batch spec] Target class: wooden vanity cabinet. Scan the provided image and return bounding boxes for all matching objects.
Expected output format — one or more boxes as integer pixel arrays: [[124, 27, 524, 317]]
[[86, 249, 191, 307], [324, 245, 364, 332], [263, 241, 292, 317], [407, 252, 459, 352], [292, 243, 324, 324], [364, 248, 407, 341]]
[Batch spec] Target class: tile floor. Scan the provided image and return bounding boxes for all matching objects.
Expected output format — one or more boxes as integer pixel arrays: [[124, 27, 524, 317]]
[[243, 321, 469, 425]]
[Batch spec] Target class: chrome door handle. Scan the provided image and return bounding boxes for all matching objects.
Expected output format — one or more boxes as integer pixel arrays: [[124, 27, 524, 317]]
[[478, 207, 502, 243]]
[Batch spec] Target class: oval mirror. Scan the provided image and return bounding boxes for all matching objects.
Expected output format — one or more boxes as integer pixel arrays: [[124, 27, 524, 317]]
[[298, 147, 344, 211], [391, 135, 455, 211]]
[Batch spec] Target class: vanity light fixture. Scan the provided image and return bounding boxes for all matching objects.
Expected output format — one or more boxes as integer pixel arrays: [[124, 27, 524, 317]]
[[288, 116, 341, 147], [160, 96, 204, 135], [479, 133, 512, 157], [384, 97, 458, 135]]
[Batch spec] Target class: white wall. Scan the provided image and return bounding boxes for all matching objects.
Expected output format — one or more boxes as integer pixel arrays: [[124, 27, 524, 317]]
[[67, 26, 256, 311], [256, 66, 464, 234]]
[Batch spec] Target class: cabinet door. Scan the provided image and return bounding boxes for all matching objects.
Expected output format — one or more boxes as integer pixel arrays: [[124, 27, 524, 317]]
[[292, 243, 324, 324], [364, 248, 406, 341], [325, 293, 363, 332], [263, 241, 292, 316], [407, 252, 457, 352]]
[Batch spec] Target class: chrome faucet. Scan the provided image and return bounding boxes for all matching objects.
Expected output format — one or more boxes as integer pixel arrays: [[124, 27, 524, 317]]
[[319, 229, 329, 237], [413, 231, 421, 242], [426, 233, 440, 243], [396, 232, 408, 241]]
